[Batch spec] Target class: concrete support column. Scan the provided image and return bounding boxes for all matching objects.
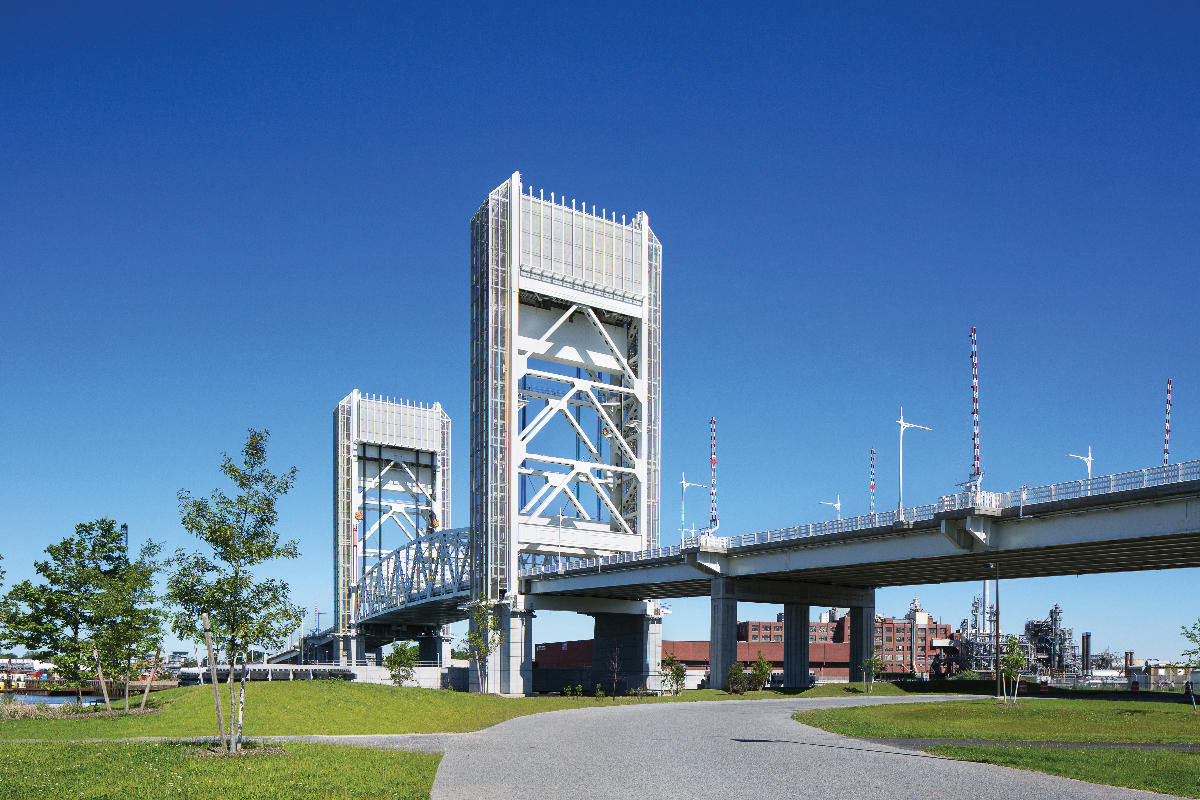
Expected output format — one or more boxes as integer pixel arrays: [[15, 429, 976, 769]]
[[709, 577, 737, 691], [848, 593, 876, 683], [783, 603, 810, 689], [591, 612, 663, 694], [498, 606, 534, 696], [417, 633, 444, 666]]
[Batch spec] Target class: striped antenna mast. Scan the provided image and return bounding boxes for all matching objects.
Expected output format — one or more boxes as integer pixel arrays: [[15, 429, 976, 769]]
[[869, 448, 876, 513], [1164, 379, 1173, 466], [709, 417, 719, 534], [971, 326, 982, 486]]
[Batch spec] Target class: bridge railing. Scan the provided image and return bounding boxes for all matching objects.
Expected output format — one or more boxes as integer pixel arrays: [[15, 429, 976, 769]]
[[518, 459, 1200, 579]]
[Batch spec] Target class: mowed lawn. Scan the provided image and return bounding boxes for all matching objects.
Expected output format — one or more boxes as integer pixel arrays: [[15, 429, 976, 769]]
[[927, 745, 1200, 799], [794, 697, 1200, 743], [0, 681, 795, 740], [0, 741, 439, 800]]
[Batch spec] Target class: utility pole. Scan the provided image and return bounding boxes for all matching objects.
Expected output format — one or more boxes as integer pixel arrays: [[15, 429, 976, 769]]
[[1164, 378, 1173, 466], [869, 449, 876, 514]]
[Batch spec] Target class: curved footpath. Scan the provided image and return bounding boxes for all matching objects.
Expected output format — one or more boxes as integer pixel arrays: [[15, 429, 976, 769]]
[[11, 694, 1185, 799], [279, 693, 1185, 800]]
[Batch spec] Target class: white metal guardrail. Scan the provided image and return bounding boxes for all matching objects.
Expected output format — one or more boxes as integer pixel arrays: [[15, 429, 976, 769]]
[[520, 459, 1200, 579]]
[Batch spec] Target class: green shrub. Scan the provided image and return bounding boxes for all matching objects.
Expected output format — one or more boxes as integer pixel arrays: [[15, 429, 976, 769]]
[[726, 664, 749, 695]]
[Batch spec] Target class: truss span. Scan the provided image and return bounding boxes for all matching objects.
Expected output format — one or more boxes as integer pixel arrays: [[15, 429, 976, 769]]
[[357, 526, 471, 623]]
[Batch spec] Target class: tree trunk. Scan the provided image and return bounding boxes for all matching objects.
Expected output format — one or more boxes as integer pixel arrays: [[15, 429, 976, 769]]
[[202, 613, 227, 751], [140, 646, 161, 711], [235, 650, 249, 751], [92, 645, 112, 712], [227, 648, 237, 752]]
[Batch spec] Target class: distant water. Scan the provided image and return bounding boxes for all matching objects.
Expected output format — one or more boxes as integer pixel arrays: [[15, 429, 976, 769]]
[[6, 694, 102, 706]]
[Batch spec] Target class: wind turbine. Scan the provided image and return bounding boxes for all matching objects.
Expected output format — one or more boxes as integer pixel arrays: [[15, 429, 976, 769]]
[[819, 494, 842, 521], [897, 407, 932, 520], [1068, 446, 1094, 481]]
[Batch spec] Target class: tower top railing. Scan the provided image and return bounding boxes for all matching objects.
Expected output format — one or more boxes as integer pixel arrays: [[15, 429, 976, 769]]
[[520, 459, 1200, 579]]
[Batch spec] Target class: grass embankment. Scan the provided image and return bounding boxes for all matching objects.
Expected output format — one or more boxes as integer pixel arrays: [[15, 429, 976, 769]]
[[790, 682, 911, 698], [0, 681, 790, 740], [793, 697, 1200, 743], [927, 746, 1200, 799], [0, 742, 439, 800]]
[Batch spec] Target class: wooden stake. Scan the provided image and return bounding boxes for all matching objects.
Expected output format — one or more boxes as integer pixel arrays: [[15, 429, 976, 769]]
[[139, 645, 162, 711], [202, 613, 227, 750]]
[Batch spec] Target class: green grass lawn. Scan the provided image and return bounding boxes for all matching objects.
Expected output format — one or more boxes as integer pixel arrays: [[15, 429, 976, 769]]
[[794, 697, 1200, 743], [789, 681, 911, 698], [0, 681, 792, 740], [0, 741, 439, 800], [927, 745, 1200, 799]]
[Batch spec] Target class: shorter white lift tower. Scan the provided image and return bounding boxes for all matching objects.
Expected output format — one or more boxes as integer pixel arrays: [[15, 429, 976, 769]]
[[333, 390, 452, 666]]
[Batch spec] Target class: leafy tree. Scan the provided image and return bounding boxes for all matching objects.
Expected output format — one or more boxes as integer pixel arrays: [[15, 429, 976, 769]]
[[660, 653, 687, 696], [750, 650, 772, 692], [1000, 635, 1026, 704], [725, 662, 748, 694], [450, 645, 470, 661], [1181, 620, 1200, 670], [860, 651, 884, 695], [165, 429, 304, 752], [0, 520, 126, 703], [385, 642, 419, 686], [465, 597, 503, 694], [93, 540, 165, 711]]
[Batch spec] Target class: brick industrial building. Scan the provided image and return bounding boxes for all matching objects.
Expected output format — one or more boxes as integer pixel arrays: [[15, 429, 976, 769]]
[[533, 599, 957, 688]]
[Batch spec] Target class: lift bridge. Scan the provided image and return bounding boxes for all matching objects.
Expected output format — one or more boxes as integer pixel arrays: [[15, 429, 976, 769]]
[[323, 172, 1200, 694]]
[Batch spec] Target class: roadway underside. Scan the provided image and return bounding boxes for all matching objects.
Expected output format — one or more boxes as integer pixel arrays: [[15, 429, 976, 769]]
[[524, 532, 1200, 600], [358, 594, 469, 630]]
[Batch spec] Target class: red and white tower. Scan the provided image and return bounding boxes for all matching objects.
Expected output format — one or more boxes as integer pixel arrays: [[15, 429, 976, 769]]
[[970, 326, 982, 488], [1164, 379, 1173, 467], [869, 448, 876, 514], [709, 417, 719, 533]]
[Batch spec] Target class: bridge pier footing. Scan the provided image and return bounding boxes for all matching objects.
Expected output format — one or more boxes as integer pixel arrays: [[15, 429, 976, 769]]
[[498, 607, 534, 695], [709, 577, 737, 691], [783, 603, 811, 689], [848, 594, 876, 683], [590, 612, 663, 695]]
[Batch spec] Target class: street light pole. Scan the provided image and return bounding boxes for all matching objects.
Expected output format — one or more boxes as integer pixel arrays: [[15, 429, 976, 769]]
[[819, 493, 842, 521], [557, 506, 566, 573], [680, 472, 705, 542], [1068, 446, 1094, 481], [897, 407, 932, 521]]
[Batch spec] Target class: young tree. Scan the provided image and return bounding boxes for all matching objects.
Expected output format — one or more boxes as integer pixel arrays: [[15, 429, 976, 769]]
[[166, 429, 305, 752], [0, 520, 125, 703], [660, 653, 687, 696], [465, 597, 503, 694], [750, 650, 773, 692], [608, 646, 621, 699], [385, 642, 419, 686], [860, 652, 884, 695], [1000, 635, 1026, 704], [93, 540, 165, 711], [725, 662, 749, 694], [1181, 620, 1200, 669]]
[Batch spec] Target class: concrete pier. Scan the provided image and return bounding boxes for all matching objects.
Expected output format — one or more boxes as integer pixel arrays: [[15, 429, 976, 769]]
[[709, 577, 738, 690], [783, 602, 810, 688], [848, 596, 876, 683]]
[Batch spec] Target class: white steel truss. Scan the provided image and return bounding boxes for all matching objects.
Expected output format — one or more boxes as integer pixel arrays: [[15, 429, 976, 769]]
[[357, 527, 470, 618], [470, 172, 662, 601]]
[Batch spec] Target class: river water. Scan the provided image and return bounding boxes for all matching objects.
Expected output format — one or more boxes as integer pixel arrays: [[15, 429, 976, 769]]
[[6, 694, 102, 706]]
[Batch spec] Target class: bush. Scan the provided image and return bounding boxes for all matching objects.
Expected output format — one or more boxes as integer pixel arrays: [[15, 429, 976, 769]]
[[574, 684, 583, 697], [951, 670, 981, 681], [726, 663, 749, 695], [594, 683, 605, 698], [750, 651, 772, 691]]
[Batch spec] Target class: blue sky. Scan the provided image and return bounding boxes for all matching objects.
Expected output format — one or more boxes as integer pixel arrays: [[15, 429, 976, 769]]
[[2, 3, 1198, 660]]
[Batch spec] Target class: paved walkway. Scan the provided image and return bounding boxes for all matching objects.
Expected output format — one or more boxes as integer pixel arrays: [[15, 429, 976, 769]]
[[418, 695, 1184, 799], [6, 695, 1189, 798]]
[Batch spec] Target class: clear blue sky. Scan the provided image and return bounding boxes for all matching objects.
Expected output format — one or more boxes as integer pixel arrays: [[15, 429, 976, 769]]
[[2, 3, 1198, 660]]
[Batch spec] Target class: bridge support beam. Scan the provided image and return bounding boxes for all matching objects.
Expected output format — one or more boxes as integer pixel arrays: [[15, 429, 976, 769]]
[[848, 593, 876, 683], [709, 577, 738, 691], [417, 627, 450, 667], [590, 612, 663, 695], [783, 603, 810, 689]]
